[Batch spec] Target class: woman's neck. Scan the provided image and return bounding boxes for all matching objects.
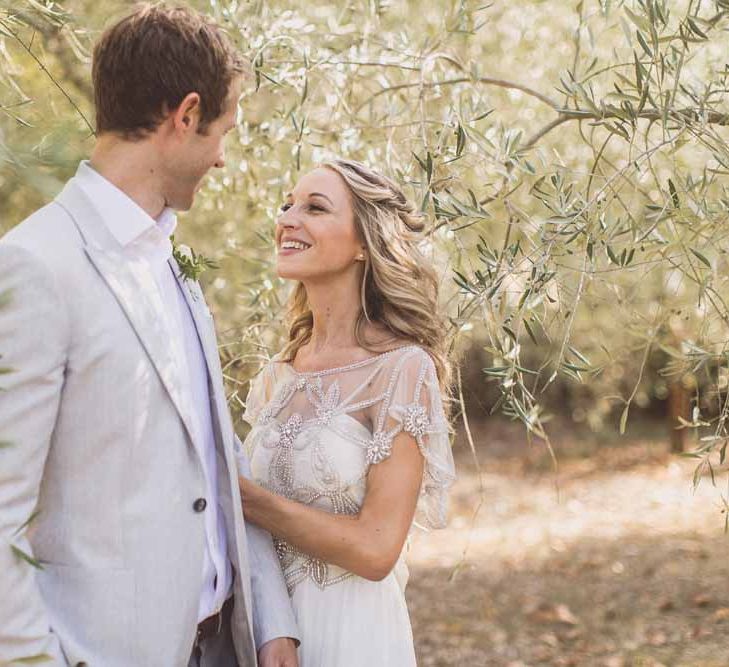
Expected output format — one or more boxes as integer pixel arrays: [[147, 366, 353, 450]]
[[303, 276, 362, 354]]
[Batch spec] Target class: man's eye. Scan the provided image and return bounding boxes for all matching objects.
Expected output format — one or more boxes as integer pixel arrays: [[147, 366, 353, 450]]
[[280, 203, 292, 212]]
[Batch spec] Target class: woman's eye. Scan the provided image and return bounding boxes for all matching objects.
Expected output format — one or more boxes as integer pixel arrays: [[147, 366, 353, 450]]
[[279, 202, 327, 213]]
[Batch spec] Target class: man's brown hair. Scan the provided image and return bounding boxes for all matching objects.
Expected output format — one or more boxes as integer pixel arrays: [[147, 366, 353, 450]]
[[92, 4, 247, 139]]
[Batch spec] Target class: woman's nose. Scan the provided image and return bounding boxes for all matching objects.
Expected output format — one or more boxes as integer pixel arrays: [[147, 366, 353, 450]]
[[276, 208, 299, 227]]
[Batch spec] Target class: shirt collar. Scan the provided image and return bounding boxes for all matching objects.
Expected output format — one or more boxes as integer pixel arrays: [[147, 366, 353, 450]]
[[74, 160, 178, 248]]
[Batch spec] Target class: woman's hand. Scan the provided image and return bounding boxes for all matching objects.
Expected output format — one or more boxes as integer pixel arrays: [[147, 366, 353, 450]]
[[238, 474, 270, 526]]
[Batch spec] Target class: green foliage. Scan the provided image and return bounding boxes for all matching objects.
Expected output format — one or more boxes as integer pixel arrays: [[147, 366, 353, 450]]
[[10, 543, 44, 570], [11, 655, 54, 664], [1, 0, 727, 473], [171, 238, 220, 283]]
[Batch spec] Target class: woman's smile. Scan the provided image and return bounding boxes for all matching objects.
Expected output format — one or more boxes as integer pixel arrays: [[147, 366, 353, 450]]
[[278, 237, 313, 256]]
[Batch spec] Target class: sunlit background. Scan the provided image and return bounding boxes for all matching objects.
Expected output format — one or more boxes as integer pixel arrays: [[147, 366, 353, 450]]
[[2, 1, 729, 663]]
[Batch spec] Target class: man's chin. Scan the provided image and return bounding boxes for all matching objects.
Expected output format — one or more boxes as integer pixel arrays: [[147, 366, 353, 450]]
[[168, 192, 196, 212]]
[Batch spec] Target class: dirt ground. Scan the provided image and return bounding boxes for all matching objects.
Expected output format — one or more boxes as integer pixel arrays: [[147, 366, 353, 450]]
[[406, 420, 729, 667]]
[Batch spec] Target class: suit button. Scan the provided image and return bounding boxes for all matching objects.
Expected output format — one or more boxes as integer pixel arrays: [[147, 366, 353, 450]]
[[193, 498, 207, 512]]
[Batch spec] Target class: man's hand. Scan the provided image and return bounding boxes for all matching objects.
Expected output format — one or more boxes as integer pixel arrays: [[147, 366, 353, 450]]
[[258, 637, 298, 667]]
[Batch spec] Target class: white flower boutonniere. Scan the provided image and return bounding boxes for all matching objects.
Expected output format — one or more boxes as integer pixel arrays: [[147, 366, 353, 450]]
[[171, 237, 219, 283]]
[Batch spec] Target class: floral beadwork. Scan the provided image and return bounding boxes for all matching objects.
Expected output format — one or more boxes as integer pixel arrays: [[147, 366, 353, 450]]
[[366, 431, 393, 464], [257, 404, 275, 425], [266, 413, 304, 494], [315, 406, 334, 425], [310, 380, 340, 427], [274, 537, 353, 594], [402, 403, 430, 439], [279, 413, 303, 444]]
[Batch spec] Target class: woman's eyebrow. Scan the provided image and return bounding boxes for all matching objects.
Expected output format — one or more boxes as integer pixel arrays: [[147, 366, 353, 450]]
[[308, 192, 334, 206]]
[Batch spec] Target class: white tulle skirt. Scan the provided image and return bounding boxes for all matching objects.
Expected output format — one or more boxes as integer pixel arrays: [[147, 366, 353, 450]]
[[291, 563, 416, 667]]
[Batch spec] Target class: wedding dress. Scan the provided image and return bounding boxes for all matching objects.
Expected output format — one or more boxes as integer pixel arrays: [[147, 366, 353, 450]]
[[242, 345, 456, 666]]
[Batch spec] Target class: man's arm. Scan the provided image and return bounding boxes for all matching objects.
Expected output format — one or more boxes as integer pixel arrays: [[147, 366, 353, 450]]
[[234, 436, 300, 658], [0, 243, 69, 665]]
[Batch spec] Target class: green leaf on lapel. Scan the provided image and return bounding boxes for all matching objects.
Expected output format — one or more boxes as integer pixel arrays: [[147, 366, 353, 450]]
[[10, 544, 44, 569], [14, 654, 54, 664], [171, 237, 219, 283], [14, 509, 41, 536]]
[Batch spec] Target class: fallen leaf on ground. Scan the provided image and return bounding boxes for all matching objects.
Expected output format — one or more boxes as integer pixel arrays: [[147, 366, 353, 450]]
[[526, 601, 581, 626], [693, 593, 712, 608], [658, 598, 674, 612], [539, 632, 559, 647], [712, 607, 729, 622], [555, 604, 580, 625]]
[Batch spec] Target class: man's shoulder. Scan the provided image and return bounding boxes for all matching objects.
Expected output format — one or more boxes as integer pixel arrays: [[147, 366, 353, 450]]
[[1, 197, 82, 269]]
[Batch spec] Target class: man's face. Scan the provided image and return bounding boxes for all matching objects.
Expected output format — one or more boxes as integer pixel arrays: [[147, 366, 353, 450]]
[[162, 76, 243, 211]]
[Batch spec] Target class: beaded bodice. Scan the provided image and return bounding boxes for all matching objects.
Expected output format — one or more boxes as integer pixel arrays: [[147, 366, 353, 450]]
[[242, 345, 456, 594]]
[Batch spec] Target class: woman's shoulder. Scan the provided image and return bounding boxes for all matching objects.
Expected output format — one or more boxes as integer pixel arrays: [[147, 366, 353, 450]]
[[382, 341, 434, 365], [371, 342, 437, 387], [249, 352, 293, 388], [363, 329, 429, 360]]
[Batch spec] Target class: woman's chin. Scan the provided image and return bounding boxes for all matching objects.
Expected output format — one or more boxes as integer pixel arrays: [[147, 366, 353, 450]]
[[276, 263, 307, 280]]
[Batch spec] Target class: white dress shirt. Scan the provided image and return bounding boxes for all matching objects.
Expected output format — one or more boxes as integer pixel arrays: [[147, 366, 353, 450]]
[[75, 161, 232, 622]]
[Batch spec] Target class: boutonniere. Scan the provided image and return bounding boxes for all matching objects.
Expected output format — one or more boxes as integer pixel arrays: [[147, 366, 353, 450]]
[[171, 237, 219, 283]]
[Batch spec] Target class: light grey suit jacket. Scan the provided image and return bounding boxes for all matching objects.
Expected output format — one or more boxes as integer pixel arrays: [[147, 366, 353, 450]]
[[0, 177, 299, 666]]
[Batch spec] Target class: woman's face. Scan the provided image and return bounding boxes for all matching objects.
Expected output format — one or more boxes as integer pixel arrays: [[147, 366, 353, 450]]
[[275, 167, 364, 282]]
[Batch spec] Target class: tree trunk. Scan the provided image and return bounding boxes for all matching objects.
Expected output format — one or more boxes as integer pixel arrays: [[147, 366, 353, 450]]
[[667, 381, 690, 453]]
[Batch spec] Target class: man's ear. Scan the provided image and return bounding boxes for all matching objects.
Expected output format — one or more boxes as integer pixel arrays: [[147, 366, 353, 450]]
[[172, 92, 202, 133]]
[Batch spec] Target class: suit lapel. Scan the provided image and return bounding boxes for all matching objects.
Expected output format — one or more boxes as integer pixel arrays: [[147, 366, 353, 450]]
[[56, 181, 198, 448], [168, 258, 235, 450], [168, 259, 253, 579], [169, 261, 220, 385]]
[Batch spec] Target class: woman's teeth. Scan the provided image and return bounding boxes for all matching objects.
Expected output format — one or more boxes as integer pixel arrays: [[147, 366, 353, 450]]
[[281, 241, 311, 250]]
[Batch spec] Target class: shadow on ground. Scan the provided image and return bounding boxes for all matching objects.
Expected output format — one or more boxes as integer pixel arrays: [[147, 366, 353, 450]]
[[406, 421, 729, 667]]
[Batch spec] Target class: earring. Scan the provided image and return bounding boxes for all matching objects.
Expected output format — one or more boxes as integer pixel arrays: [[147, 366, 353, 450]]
[[357, 253, 366, 261]]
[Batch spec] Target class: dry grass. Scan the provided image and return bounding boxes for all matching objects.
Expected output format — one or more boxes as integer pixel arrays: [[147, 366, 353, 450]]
[[406, 420, 729, 667]]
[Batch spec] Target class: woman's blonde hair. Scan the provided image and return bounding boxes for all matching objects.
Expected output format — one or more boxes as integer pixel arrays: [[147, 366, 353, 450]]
[[280, 159, 452, 392]]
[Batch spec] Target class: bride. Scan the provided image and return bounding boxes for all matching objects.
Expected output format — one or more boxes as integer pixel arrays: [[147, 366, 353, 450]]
[[236, 159, 456, 666]]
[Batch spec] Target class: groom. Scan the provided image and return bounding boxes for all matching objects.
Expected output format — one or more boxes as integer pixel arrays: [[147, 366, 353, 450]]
[[0, 5, 299, 667]]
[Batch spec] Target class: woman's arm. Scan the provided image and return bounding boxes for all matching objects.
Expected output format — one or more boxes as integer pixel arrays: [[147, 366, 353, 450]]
[[239, 431, 424, 582]]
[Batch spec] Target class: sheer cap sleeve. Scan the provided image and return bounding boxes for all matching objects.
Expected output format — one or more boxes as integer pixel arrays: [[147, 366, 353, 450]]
[[369, 346, 456, 529], [242, 361, 275, 426]]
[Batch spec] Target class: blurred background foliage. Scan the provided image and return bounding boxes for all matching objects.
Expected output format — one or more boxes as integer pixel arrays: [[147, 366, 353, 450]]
[[1, 0, 728, 477]]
